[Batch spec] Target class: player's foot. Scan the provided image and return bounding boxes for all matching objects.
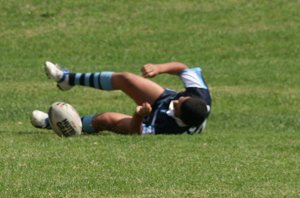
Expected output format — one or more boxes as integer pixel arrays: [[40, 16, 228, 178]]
[[31, 110, 51, 129], [44, 61, 73, 91]]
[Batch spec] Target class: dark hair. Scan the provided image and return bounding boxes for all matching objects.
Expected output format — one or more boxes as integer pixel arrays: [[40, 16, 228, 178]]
[[180, 98, 209, 126]]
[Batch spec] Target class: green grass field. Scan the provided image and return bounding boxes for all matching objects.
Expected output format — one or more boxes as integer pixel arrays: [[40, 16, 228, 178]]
[[1, 0, 300, 197]]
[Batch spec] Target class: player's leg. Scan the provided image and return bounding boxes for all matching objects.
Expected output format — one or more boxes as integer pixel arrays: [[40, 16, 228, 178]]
[[45, 61, 164, 105], [68, 71, 164, 105], [90, 112, 140, 134], [31, 110, 140, 134], [110, 72, 164, 105]]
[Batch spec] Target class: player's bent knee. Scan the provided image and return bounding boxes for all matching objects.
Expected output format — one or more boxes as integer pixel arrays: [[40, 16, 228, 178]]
[[119, 72, 136, 83]]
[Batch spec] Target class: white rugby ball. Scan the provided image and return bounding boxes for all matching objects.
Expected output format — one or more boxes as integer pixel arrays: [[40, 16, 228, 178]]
[[48, 102, 82, 137]]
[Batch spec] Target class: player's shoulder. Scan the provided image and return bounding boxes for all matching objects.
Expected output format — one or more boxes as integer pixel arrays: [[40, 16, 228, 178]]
[[179, 66, 202, 74]]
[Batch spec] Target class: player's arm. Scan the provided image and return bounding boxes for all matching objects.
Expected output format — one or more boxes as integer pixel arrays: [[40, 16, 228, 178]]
[[141, 62, 188, 78], [130, 102, 152, 133]]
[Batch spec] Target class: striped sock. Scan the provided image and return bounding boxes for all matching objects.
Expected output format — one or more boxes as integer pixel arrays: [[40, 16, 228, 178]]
[[69, 72, 113, 90]]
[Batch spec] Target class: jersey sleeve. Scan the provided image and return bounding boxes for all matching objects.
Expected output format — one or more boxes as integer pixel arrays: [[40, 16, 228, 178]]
[[179, 67, 208, 89], [179, 67, 212, 106]]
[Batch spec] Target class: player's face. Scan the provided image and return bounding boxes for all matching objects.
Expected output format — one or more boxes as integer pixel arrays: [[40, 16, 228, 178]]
[[173, 96, 190, 117]]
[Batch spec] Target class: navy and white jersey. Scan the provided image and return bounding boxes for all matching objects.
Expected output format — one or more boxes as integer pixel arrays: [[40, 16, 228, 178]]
[[141, 67, 211, 135]]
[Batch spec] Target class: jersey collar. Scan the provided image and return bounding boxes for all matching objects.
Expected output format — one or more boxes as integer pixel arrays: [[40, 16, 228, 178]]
[[166, 101, 188, 127]]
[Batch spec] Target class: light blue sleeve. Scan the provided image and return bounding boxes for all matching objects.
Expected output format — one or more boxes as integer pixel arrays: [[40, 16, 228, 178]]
[[179, 67, 208, 89]]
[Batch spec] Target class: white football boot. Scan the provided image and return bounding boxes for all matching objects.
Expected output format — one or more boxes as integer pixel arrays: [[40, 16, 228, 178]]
[[31, 110, 50, 129], [44, 61, 73, 91]]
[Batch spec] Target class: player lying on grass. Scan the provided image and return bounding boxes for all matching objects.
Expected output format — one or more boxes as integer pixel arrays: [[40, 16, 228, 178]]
[[31, 61, 211, 135]]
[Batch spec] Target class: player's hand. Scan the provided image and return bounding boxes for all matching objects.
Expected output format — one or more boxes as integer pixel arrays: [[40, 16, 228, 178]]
[[136, 102, 152, 117], [141, 64, 159, 78]]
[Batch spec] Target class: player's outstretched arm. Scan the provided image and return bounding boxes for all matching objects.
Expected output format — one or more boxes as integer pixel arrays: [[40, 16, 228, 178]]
[[141, 62, 188, 78]]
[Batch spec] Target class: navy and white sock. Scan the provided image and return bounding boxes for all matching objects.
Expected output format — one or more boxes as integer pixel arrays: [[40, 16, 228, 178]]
[[68, 72, 113, 90]]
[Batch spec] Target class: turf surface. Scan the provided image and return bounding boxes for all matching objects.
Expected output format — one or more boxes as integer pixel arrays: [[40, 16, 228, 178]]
[[0, 0, 299, 197]]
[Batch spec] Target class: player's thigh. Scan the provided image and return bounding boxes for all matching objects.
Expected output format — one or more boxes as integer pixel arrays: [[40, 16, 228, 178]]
[[112, 72, 164, 105]]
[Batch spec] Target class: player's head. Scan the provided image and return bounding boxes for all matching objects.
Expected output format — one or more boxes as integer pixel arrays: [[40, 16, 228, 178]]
[[178, 97, 209, 126]]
